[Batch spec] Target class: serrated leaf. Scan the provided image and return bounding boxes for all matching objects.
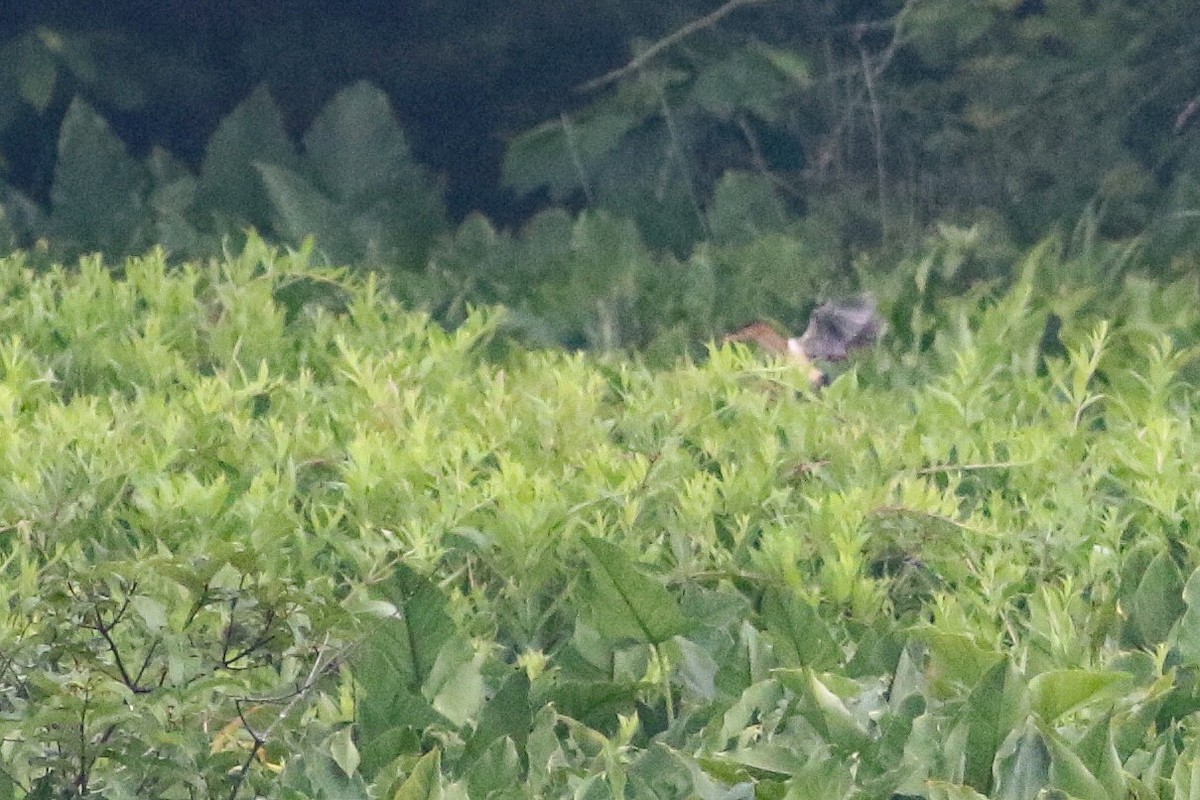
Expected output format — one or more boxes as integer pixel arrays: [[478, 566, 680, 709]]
[[579, 535, 686, 644]]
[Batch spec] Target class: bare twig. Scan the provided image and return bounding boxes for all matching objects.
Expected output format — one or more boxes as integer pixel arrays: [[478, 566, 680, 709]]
[[227, 633, 335, 800], [576, 0, 773, 93]]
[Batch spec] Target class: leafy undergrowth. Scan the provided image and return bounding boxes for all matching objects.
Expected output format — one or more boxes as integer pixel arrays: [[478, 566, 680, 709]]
[[1, 238, 1200, 798]]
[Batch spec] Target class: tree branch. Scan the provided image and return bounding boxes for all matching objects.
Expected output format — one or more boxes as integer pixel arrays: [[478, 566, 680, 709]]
[[576, 0, 773, 93]]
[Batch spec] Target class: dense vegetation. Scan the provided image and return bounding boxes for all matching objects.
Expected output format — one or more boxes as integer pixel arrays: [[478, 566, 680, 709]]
[[0, 3, 1199, 797], [0, 239, 1197, 797]]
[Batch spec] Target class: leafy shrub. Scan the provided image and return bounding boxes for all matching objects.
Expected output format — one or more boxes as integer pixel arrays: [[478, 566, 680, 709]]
[[3, 237, 1200, 796]]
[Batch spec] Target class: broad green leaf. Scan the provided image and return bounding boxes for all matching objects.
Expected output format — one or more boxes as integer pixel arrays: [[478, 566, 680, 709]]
[[759, 587, 840, 670], [16, 33, 57, 111], [423, 637, 485, 727], [714, 678, 784, 747], [716, 744, 808, 777], [1173, 733, 1200, 800], [1039, 722, 1111, 800], [993, 720, 1051, 800], [330, 726, 361, 779], [776, 668, 871, 752], [129, 595, 167, 631], [1073, 714, 1125, 798], [670, 635, 719, 700], [1128, 552, 1185, 646], [390, 749, 442, 800], [502, 110, 639, 198], [462, 669, 531, 763], [922, 631, 1004, 693], [690, 49, 791, 121], [465, 737, 523, 799], [256, 162, 347, 252], [579, 535, 686, 644], [964, 659, 1028, 794], [1028, 670, 1127, 724], [923, 783, 989, 800], [50, 97, 147, 254], [356, 567, 458, 738], [526, 706, 563, 795], [303, 81, 421, 203], [197, 83, 297, 228], [1175, 567, 1200, 664], [755, 43, 811, 87]]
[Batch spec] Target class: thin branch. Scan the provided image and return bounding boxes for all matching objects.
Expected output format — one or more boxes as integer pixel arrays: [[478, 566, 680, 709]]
[[227, 634, 335, 800], [560, 113, 595, 203], [576, 0, 772, 93], [916, 460, 1032, 475]]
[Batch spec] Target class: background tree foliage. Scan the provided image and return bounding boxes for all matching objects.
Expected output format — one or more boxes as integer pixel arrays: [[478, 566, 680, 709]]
[[1, 1, 1198, 259], [0, 0, 1196, 353]]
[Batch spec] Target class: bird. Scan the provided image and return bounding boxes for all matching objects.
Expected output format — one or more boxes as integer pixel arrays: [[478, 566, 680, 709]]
[[723, 295, 882, 388]]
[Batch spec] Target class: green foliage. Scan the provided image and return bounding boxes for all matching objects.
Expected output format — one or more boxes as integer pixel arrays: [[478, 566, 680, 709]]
[[1, 79, 447, 274], [425, 203, 848, 357], [1, 236, 1200, 796]]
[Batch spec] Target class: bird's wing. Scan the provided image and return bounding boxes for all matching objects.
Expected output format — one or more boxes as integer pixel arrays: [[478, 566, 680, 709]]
[[797, 295, 882, 362]]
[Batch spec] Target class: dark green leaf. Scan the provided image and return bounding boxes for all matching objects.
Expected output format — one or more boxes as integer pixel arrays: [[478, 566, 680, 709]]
[[579, 535, 686, 645], [50, 97, 147, 254], [759, 587, 840, 670], [197, 83, 297, 229], [993, 720, 1050, 800], [1128, 552, 1185, 646], [256, 162, 347, 252], [304, 81, 422, 204], [964, 659, 1027, 794], [1175, 566, 1200, 664], [776, 668, 871, 752], [462, 668, 531, 763]]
